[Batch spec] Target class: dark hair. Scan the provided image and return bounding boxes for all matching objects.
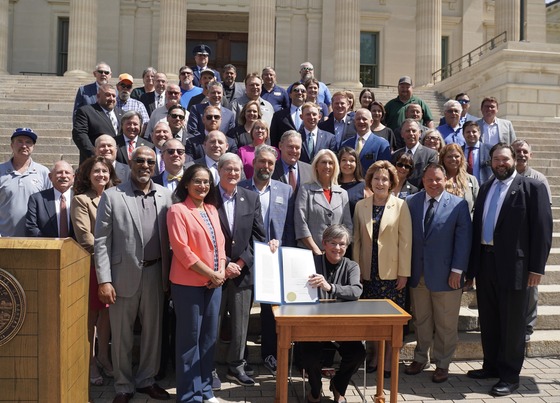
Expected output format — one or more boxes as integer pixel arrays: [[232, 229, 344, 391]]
[[489, 142, 515, 159], [391, 150, 415, 179], [422, 162, 446, 176], [239, 100, 262, 126], [481, 96, 499, 109], [359, 88, 375, 104], [173, 164, 217, 206], [462, 120, 480, 132], [368, 101, 386, 120], [168, 104, 186, 115], [337, 146, 363, 183], [74, 156, 120, 195]]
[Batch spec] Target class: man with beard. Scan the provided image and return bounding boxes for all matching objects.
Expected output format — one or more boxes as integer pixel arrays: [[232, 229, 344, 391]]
[[511, 139, 552, 343], [95, 146, 172, 403], [239, 145, 293, 376], [222, 64, 245, 109], [185, 106, 237, 160], [261, 66, 289, 112], [73, 84, 124, 164], [384, 76, 434, 132], [25, 160, 75, 237], [178, 66, 202, 108], [187, 81, 236, 138], [288, 62, 331, 108], [73, 61, 112, 115], [466, 143, 552, 396], [116, 74, 149, 136], [115, 111, 154, 165]]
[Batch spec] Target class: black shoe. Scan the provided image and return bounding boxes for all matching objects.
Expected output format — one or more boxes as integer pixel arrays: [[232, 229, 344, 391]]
[[490, 380, 519, 396], [244, 362, 254, 376], [226, 370, 256, 386], [467, 368, 499, 379]]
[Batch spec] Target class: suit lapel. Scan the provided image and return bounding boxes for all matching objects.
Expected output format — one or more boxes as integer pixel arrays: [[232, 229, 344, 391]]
[[378, 195, 395, 236], [215, 188, 232, 238], [120, 183, 143, 243], [496, 176, 521, 229], [362, 196, 374, 240]]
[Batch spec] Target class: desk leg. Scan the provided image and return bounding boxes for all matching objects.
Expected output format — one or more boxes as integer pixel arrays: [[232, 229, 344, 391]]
[[275, 330, 290, 403], [374, 341, 386, 403], [390, 345, 400, 403]]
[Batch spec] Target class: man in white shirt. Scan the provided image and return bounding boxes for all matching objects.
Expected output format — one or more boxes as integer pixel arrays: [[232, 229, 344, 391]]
[[476, 97, 516, 146], [152, 138, 186, 192]]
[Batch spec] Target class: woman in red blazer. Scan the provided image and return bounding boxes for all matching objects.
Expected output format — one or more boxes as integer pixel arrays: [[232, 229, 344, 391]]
[[167, 164, 226, 403]]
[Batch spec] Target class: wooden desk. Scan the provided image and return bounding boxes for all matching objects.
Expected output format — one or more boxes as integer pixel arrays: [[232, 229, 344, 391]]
[[273, 299, 411, 403]]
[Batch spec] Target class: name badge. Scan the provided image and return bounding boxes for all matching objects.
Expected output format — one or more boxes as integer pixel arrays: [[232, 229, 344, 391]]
[[275, 196, 284, 204], [274, 92, 281, 96]]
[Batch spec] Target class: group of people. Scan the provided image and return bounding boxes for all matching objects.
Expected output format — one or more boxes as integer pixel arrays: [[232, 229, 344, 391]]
[[0, 45, 553, 403]]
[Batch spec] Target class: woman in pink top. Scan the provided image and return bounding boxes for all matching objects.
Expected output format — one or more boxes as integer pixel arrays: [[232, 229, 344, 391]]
[[237, 119, 278, 178], [167, 164, 226, 403]]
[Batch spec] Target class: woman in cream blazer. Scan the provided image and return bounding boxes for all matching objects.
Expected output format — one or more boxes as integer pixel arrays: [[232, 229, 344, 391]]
[[353, 160, 412, 376]]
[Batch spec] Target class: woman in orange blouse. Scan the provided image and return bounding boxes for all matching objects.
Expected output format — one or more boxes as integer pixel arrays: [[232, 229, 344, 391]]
[[167, 164, 226, 403]]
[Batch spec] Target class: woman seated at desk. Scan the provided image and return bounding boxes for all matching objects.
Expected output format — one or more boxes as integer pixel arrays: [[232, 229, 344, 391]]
[[301, 224, 365, 403]]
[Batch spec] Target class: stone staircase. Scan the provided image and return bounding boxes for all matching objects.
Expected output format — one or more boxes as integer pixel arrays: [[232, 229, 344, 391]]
[[1, 74, 559, 361]]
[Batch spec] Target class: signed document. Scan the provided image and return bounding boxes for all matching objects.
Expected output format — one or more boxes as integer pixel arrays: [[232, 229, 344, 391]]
[[254, 242, 318, 304]]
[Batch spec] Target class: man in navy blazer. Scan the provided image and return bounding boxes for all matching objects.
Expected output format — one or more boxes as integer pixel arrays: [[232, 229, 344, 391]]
[[405, 163, 472, 383], [191, 44, 222, 87], [72, 84, 124, 164], [271, 130, 313, 198], [298, 102, 337, 163], [462, 120, 492, 184], [269, 82, 307, 147], [73, 61, 112, 115], [214, 153, 265, 386], [238, 145, 293, 376], [466, 143, 552, 396], [186, 83, 235, 137], [26, 160, 75, 238], [394, 119, 438, 188], [341, 108, 391, 173], [318, 91, 357, 149]]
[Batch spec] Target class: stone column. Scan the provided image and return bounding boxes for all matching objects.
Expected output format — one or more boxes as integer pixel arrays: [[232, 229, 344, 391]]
[[495, 0, 520, 42], [157, 0, 186, 79], [247, 0, 276, 74], [415, 0, 441, 85], [64, 0, 97, 77], [332, 0, 361, 88], [525, 0, 546, 43], [0, 0, 8, 74]]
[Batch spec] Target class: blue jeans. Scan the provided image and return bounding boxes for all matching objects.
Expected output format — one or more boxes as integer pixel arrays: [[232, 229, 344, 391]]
[[172, 283, 221, 402]]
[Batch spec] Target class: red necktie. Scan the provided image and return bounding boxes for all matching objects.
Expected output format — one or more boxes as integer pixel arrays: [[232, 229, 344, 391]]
[[59, 194, 69, 238], [467, 147, 474, 175], [128, 140, 135, 159]]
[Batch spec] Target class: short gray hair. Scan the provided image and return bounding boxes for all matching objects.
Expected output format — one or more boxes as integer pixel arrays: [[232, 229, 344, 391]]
[[322, 224, 351, 245], [443, 99, 461, 111], [217, 152, 242, 170], [280, 129, 302, 144], [121, 110, 143, 126], [254, 144, 278, 160]]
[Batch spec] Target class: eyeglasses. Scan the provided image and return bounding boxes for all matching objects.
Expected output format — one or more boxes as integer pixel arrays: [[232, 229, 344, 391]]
[[180, 71, 193, 76], [169, 113, 185, 120], [396, 162, 413, 170], [293, 88, 306, 93], [97, 70, 110, 75], [205, 115, 221, 120], [165, 148, 186, 155], [118, 83, 132, 89], [301, 67, 313, 71], [458, 99, 470, 105], [133, 158, 156, 166]]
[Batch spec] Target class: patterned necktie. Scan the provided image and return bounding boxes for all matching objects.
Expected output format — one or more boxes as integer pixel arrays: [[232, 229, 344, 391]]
[[288, 165, 297, 191], [127, 140, 135, 160], [356, 136, 365, 155], [59, 194, 69, 238], [108, 111, 118, 134], [424, 198, 435, 233], [156, 94, 163, 108], [483, 181, 504, 244], [467, 147, 474, 175], [167, 173, 183, 182], [307, 132, 314, 159]]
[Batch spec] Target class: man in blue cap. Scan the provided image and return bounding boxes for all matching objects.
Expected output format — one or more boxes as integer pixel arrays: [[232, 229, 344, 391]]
[[191, 44, 221, 87]]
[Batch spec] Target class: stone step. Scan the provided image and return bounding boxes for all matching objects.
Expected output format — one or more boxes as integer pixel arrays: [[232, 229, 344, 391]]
[[459, 283, 560, 308], [0, 114, 73, 123], [0, 128, 72, 137], [457, 305, 560, 332], [0, 122, 72, 130], [546, 248, 560, 264], [0, 100, 72, 111], [542, 265, 560, 284], [0, 152, 79, 167]]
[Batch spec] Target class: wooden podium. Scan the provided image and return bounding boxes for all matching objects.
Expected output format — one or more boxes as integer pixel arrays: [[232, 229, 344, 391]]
[[0, 238, 90, 402]]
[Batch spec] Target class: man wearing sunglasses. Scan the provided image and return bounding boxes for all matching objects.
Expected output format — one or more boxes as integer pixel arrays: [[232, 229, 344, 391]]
[[73, 61, 112, 115], [116, 73, 149, 137], [144, 84, 184, 140], [185, 106, 238, 160], [187, 81, 235, 138], [153, 139, 187, 191], [95, 146, 172, 403], [165, 105, 190, 145]]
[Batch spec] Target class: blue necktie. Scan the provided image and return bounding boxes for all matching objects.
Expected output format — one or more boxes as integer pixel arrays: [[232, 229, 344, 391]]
[[482, 181, 503, 244]]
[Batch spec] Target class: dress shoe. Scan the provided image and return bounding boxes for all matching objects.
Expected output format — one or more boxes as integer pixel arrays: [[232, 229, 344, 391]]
[[432, 367, 449, 383], [404, 361, 428, 375], [112, 393, 134, 403], [136, 384, 170, 400], [490, 380, 519, 396], [467, 368, 499, 379]]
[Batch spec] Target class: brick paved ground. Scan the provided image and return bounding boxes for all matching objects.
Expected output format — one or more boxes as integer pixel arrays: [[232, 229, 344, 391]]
[[90, 357, 560, 402]]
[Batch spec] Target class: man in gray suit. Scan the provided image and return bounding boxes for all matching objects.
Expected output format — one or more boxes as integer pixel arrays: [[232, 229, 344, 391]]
[[476, 97, 516, 146], [238, 144, 294, 376], [95, 146, 172, 403], [394, 119, 438, 188]]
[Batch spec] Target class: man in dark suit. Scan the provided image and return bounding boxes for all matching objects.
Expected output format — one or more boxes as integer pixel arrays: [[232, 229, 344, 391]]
[[271, 130, 313, 200], [25, 160, 75, 238], [140, 72, 168, 117], [341, 108, 391, 172], [72, 84, 124, 164], [215, 153, 265, 386], [462, 120, 492, 184], [95, 134, 130, 182], [73, 61, 112, 115], [238, 145, 293, 376], [115, 111, 154, 165], [185, 107, 238, 160], [186, 82, 235, 137], [466, 143, 552, 397], [298, 102, 336, 163], [405, 163, 472, 383], [185, 130, 237, 185], [221, 64, 245, 109], [394, 119, 438, 188], [191, 44, 222, 87], [318, 91, 357, 150], [270, 82, 306, 147]]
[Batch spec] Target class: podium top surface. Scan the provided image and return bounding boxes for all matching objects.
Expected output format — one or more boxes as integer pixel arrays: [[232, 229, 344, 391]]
[[274, 299, 408, 317]]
